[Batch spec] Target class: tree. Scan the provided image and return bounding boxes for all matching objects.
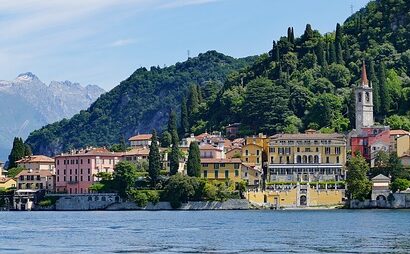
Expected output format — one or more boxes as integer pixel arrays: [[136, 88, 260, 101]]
[[346, 155, 371, 200], [326, 63, 351, 88], [187, 84, 199, 118], [187, 141, 201, 177], [308, 93, 342, 128], [24, 144, 32, 156], [169, 145, 180, 176], [148, 130, 161, 187], [390, 178, 410, 193], [180, 96, 189, 137], [335, 42, 344, 64], [168, 109, 177, 134], [160, 131, 172, 147], [283, 115, 302, 134], [315, 41, 326, 66], [165, 174, 195, 208], [335, 23, 342, 45], [368, 60, 380, 115], [242, 77, 291, 134], [379, 62, 391, 116], [112, 161, 138, 198], [8, 137, 26, 169], [328, 43, 336, 64]]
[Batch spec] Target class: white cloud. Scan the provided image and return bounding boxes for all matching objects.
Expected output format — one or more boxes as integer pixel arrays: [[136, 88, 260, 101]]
[[109, 39, 137, 47]]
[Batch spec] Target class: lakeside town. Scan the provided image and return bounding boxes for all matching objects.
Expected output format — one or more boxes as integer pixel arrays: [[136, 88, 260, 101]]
[[1, 63, 409, 211]]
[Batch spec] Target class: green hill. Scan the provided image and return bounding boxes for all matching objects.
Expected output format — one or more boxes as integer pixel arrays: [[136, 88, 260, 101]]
[[26, 0, 410, 155], [26, 51, 256, 155]]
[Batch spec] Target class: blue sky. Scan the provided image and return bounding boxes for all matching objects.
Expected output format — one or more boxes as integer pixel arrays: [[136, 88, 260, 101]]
[[0, 0, 370, 90]]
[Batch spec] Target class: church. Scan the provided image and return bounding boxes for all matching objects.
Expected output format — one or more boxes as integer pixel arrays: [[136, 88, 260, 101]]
[[349, 62, 390, 167]]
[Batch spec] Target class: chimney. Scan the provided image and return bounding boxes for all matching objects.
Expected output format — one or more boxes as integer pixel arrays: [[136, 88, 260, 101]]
[[361, 61, 369, 87]]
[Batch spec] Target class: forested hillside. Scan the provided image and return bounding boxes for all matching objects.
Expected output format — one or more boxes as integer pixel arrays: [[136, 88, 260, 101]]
[[185, 0, 410, 136], [27, 0, 410, 156], [26, 51, 255, 155]]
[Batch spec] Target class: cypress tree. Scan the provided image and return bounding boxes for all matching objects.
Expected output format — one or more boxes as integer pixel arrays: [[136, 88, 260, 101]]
[[316, 41, 325, 66], [379, 62, 391, 116], [303, 24, 313, 41], [8, 137, 25, 169], [186, 141, 201, 177], [329, 43, 336, 64], [196, 84, 203, 104], [187, 84, 199, 118], [180, 96, 189, 137], [169, 144, 179, 176], [148, 130, 161, 186], [291, 27, 295, 44], [336, 42, 344, 64], [368, 60, 380, 115], [24, 143, 32, 156], [168, 109, 177, 135], [335, 23, 342, 45]]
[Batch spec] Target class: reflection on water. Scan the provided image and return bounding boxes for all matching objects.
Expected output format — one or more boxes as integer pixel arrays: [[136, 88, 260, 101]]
[[0, 210, 410, 253]]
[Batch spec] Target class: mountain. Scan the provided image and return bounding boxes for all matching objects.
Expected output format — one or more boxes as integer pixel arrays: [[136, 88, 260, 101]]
[[26, 51, 256, 156], [26, 0, 410, 156], [0, 73, 105, 160]]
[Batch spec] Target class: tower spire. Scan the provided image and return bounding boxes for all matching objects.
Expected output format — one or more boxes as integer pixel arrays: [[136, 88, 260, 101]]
[[361, 60, 369, 87]]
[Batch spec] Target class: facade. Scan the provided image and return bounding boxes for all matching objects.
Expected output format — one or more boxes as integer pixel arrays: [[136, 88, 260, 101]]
[[371, 174, 390, 201], [242, 164, 262, 188], [390, 130, 410, 156], [128, 134, 152, 148], [16, 155, 55, 172], [226, 123, 241, 138], [199, 144, 224, 159], [0, 161, 5, 176], [200, 158, 242, 182], [0, 177, 16, 189], [122, 148, 149, 163], [15, 169, 55, 192], [400, 155, 410, 168], [268, 132, 347, 182], [55, 148, 121, 194], [225, 147, 242, 159]]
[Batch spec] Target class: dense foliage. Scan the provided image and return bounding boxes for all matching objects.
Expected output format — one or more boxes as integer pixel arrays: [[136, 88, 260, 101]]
[[26, 51, 255, 156], [8, 137, 31, 169], [346, 154, 371, 200]]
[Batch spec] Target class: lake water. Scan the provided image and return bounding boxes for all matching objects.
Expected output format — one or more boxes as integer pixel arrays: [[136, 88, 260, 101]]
[[0, 210, 409, 253]]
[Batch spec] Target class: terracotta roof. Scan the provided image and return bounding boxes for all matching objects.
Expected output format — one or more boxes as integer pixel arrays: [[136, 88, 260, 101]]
[[16, 155, 54, 164], [195, 132, 209, 141], [56, 148, 120, 157], [390, 130, 410, 136], [0, 177, 14, 183], [129, 134, 152, 141], [361, 61, 369, 87], [372, 174, 390, 181], [122, 148, 150, 156], [199, 144, 223, 151], [201, 158, 242, 163], [15, 170, 54, 178], [227, 147, 241, 153], [270, 133, 345, 140], [232, 138, 245, 145]]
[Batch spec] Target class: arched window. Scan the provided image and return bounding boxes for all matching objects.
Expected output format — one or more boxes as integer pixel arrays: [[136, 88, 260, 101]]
[[308, 155, 313, 164], [314, 155, 319, 164], [358, 92, 362, 102], [297, 155, 302, 164], [303, 155, 307, 164], [365, 92, 370, 102]]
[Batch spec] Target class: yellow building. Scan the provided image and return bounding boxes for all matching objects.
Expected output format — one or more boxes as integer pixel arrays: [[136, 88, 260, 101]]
[[0, 177, 16, 189], [390, 130, 410, 156], [225, 147, 242, 159], [15, 170, 55, 192], [242, 134, 268, 166], [246, 184, 345, 208], [242, 164, 262, 188], [200, 158, 242, 182], [268, 131, 347, 182]]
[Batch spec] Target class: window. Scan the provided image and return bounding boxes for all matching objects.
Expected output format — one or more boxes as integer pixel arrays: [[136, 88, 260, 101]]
[[279, 156, 283, 163], [215, 170, 219, 178], [297, 147, 300, 152], [88, 168, 90, 174], [326, 157, 330, 163], [256, 158, 260, 164], [234, 164, 240, 169], [235, 170, 239, 177], [57, 160, 59, 165], [63, 169, 66, 175], [225, 170, 229, 179], [286, 156, 290, 164], [270, 156, 274, 163], [335, 147, 341, 155], [336, 156, 340, 164], [57, 176, 60, 182], [316, 147, 319, 152], [88, 176, 90, 181], [76, 159, 78, 164], [214, 164, 220, 169], [305, 148, 311, 152], [220, 163, 225, 167], [64, 176, 66, 181], [202, 163, 208, 167], [256, 150, 260, 156], [70, 169, 72, 175], [203, 170, 208, 178], [88, 159, 90, 164], [245, 150, 249, 156], [36, 175, 40, 181], [358, 92, 362, 102], [80, 168, 83, 174], [325, 147, 331, 155], [269, 148, 275, 153]]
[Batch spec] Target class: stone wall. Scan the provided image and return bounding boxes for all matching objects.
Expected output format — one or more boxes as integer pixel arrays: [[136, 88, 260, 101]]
[[350, 193, 410, 209], [45, 193, 249, 211]]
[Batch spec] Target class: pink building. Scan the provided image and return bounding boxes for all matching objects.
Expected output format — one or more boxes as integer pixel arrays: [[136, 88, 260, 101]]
[[55, 148, 121, 194]]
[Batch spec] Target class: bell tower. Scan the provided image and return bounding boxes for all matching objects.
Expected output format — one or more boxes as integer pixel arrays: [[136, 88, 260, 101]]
[[355, 61, 374, 131]]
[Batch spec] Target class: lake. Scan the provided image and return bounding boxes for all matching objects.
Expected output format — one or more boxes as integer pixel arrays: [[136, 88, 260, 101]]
[[0, 210, 409, 253]]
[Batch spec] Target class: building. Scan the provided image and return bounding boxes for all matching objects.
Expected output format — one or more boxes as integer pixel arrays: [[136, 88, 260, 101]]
[[122, 147, 150, 163], [15, 169, 55, 192], [0, 177, 16, 189], [390, 130, 410, 156], [55, 147, 121, 194], [349, 62, 391, 166], [268, 131, 347, 182], [199, 144, 225, 159], [242, 134, 268, 167], [16, 155, 55, 173], [200, 158, 242, 182], [226, 123, 241, 138], [242, 164, 262, 189], [371, 174, 391, 201], [128, 134, 152, 148], [225, 147, 242, 159], [0, 161, 5, 176], [13, 189, 45, 211]]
